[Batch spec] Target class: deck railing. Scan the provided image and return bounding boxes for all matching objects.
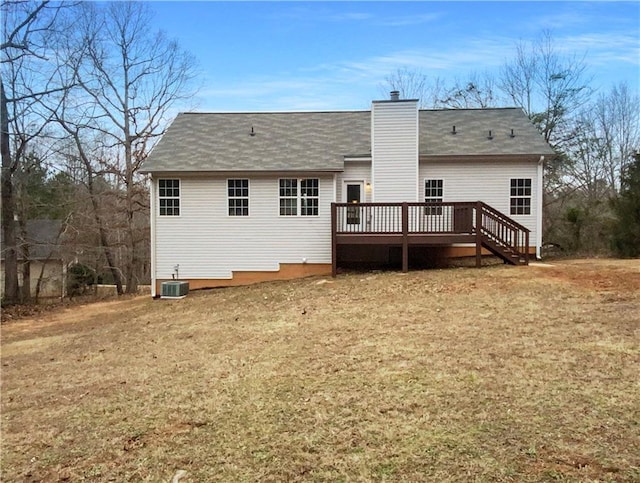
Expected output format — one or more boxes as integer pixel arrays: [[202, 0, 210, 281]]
[[478, 202, 530, 264], [331, 201, 530, 270], [333, 201, 478, 234]]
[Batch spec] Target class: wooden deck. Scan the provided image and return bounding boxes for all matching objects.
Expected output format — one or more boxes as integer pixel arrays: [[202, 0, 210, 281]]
[[331, 201, 530, 276]]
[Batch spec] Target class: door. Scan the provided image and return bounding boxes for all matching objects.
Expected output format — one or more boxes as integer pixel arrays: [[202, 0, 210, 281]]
[[453, 205, 473, 233], [343, 181, 364, 229]]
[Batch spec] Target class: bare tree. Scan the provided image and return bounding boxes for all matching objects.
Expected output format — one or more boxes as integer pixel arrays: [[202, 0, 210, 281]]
[[543, 82, 640, 253], [1, 0, 71, 304], [381, 67, 446, 108], [564, 112, 611, 202], [591, 83, 640, 192], [52, 118, 127, 294], [500, 31, 592, 147], [58, 1, 197, 293], [435, 71, 499, 109], [382, 67, 499, 109]]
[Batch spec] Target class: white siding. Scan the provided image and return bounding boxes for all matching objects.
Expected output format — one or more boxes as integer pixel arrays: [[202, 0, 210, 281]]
[[336, 161, 372, 203], [155, 175, 333, 280], [419, 160, 540, 247], [372, 101, 419, 202]]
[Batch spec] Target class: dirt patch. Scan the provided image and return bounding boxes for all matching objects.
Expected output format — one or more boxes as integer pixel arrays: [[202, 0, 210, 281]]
[[530, 258, 640, 293], [1, 295, 151, 345], [2, 259, 639, 482]]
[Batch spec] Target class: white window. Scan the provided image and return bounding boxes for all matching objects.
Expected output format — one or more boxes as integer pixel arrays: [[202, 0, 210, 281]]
[[510, 178, 531, 215], [301, 178, 319, 216], [279, 178, 298, 215], [425, 179, 444, 215], [158, 179, 180, 216], [279, 178, 319, 216], [228, 179, 249, 216]]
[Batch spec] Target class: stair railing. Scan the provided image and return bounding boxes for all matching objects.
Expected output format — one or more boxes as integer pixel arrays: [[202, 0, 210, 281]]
[[477, 202, 530, 264]]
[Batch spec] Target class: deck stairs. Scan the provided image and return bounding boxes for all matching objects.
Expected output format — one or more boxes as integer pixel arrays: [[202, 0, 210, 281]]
[[331, 201, 531, 275], [481, 237, 528, 265], [476, 202, 530, 266]]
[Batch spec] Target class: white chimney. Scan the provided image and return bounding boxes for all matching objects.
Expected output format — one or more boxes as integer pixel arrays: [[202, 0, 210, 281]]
[[371, 96, 419, 202]]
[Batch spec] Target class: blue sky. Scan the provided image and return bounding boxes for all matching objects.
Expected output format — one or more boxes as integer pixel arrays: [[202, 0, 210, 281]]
[[151, 1, 640, 112]]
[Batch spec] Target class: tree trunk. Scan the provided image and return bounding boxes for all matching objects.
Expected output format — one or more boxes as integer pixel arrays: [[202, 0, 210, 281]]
[[125, 241, 139, 293], [34, 258, 47, 303], [18, 217, 31, 302], [1, 79, 20, 304], [124, 149, 138, 294], [88, 185, 124, 296]]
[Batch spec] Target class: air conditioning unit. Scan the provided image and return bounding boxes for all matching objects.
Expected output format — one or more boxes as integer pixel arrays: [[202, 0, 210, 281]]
[[160, 281, 189, 299]]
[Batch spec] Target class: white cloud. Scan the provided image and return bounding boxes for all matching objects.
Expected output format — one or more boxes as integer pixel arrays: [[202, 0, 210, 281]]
[[556, 33, 640, 66], [377, 13, 443, 27], [194, 30, 638, 112], [308, 38, 514, 82], [327, 12, 374, 22], [267, 6, 442, 28], [194, 39, 518, 111]]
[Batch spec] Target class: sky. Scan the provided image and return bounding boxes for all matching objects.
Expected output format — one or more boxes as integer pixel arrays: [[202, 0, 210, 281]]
[[150, 1, 640, 112]]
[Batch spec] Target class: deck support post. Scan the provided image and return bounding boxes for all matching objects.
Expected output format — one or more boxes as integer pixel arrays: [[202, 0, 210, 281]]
[[402, 202, 409, 273], [331, 203, 337, 277], [475, 201, 483, 268]]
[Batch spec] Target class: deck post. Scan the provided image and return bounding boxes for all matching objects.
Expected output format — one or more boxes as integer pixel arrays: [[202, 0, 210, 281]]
[[402, 202, 409, 272], [475, 201, 483, 268], [331, 203, 337, 277], [525, 230, 530, 265]]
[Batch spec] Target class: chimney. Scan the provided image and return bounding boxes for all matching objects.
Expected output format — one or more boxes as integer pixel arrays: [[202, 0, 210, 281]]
[[390, 90, 400, 101]]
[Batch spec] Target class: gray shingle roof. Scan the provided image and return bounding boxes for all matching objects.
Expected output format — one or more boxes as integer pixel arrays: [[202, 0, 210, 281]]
[[141, 107, 553, 173], [1, 219, 64, 261], [143, 111, 371, 173], [420, 108, 555, 157]]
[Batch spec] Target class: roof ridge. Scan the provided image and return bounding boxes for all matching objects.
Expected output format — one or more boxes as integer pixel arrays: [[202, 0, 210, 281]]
[[419, 107, 522, 112], [179, 110, 370, 115], [177, 107, 524, 116]]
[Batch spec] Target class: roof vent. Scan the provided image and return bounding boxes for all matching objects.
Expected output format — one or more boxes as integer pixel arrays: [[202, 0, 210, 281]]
[[390, 90, 400, 101], [510, 129, 515, 138], [451, 125, 457, 135], [487, 130, 493, 140]]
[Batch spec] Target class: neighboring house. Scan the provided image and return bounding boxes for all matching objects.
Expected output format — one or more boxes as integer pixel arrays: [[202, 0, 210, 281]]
[[1, 219, 67, 299], [141, 92, 554, 297]]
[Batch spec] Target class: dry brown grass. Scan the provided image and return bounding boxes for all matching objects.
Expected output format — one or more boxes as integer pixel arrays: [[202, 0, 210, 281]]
[[2, 259, 639, 482]]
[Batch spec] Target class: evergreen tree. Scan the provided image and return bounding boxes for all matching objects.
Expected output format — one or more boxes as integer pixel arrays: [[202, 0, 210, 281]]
[[611, 152, 640, 257]]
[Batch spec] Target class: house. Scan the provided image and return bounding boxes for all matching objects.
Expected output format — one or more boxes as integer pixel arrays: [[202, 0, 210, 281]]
[[1, 219, 67, 299], [141, 92, 554, 297]]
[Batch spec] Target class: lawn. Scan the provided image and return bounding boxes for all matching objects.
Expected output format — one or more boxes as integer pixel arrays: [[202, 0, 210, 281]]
[[1, 259, 639, 482]]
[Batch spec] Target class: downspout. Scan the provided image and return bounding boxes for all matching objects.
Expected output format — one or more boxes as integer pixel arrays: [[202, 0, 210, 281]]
[[150, 175, 157, 298], [415, 104, 420, 202], [370, 104, 376, 203], [536, 155, 544, 259]]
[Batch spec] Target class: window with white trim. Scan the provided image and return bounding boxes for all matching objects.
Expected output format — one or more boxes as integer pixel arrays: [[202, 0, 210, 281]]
[[158, 179, 180, 216], [425, 179, 444, 215], [301, 178, 319, 216], [279, 178, 319, 216], [228, 179, 249, 216], [279, 178, 298, 215], [510, 178, 531, 215]]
